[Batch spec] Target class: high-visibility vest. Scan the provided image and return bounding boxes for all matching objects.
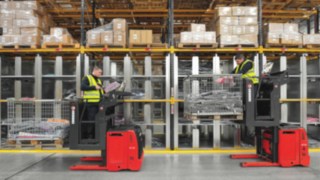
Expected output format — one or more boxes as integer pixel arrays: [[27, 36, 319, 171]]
[[235, 59, 259, 84], [82, 75, 104, 103]]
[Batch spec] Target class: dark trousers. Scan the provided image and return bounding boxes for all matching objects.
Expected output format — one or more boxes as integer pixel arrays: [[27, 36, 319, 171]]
[[83, 103, 99, 139]]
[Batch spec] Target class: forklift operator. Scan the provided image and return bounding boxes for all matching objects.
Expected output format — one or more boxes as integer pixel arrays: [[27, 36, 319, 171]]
[[81, 66, 105, 122], [232, 54, 259, 93]]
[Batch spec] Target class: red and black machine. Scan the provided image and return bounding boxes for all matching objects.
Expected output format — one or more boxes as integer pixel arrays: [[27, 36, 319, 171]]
[[231, 71, 310, 167], [68, 91, 144, 171]]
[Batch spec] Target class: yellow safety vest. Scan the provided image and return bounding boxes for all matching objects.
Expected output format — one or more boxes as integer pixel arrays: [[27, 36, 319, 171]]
[[83, 75, 104, 103], [235, 59, 259, 84]]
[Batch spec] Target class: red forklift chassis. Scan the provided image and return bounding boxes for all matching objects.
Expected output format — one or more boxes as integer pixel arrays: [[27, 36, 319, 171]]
[[231, 127, 310, 167], [70, 126, 144, 171], [231, 72, 310, 168]]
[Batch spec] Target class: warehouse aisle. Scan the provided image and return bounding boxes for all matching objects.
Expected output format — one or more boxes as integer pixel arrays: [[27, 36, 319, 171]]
[[0, 153, 320, 180]]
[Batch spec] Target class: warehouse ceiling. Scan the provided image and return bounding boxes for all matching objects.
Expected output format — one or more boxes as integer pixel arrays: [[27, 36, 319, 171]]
[[38, 0, 320, 39]]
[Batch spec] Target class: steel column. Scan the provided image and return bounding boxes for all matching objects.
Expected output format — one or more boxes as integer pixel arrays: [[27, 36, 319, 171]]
[[34, 55, 42, 122], [124, 55, 132, 122], [300, 55, 307, 129], [165, 55, 171, 149], [168, 0, 175, 150], [192, 56, 200, 148], [54, 56, 63, 119], [280, 56, 288, 123], [76, 54, 82, 97], [102, 56, 111, 87], [14, 57, 22, 122], [257, 0, 263, 77], [144, 56, 153, 148]]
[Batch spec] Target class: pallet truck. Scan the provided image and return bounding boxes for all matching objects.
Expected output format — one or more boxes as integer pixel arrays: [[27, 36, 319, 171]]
[[231, 71, 310, 167], [68, 90, 144, 171]]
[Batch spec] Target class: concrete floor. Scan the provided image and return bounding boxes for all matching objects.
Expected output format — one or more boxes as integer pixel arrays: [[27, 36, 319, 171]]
[[0, 153, 319, 180]]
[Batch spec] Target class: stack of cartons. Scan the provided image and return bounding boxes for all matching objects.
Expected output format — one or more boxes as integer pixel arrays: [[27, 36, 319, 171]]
[[129, 30, 152, 47], [265, 23, 302, 46], [42, 27, 77, 47], [0, 1, 53, 47], [87, 18, 127, 47], [215, 6, 258, 47], [303, 34, 320, 47], [179, 23, 217, 47]]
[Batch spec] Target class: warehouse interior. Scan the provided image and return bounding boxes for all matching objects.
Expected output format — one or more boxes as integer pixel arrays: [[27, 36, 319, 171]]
[[1, 0, 320, 179]]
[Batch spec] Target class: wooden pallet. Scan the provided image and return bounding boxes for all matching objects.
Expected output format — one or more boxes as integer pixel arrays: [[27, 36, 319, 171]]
[[185, 114, 243, 121], [305, 44, 320, 49], [0, 44, 39, 49], [41, 43, 80, 49], [6, 138, 64, 149], [219, 44, 258, 48], [265, 43, 303, 48], [178, 43, 218, 48], [86, 44, 126, 48], [129, 43, 167, 48]]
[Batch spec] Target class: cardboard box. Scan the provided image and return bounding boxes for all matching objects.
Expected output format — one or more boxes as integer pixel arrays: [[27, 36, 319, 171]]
[[0, 2, 13, 9], [216, 7, 232, 16], [0, 10, 15, 19], [62, 34, 73, 44], [113, 31, 126, 46], [86, 31, 101, 45], [266, 33, 280, 44], [232, 6, 257, 16], [19, 35, 41, 45], [232, 26, 246, 35], [2, 27, 19, 35], [218, 35, 238, 45], [129, 30, 141, 44], [180, 32, 192, 43], [267, 23, 283, 34], [20, 27, 43, 36], [101, 31, 113, 44], [153, 34, 162, 43], [14, 19, 41, 28], [112, 18, 126, 32], [216, 17, 238, 25], [15, 10, 38, 19], [23, 1, 42, 10], [192, 32, 204, 43], [1, 35, 20, 45], [239, 34, 257, 45], [43, 35, 60, 43], [281, 33, 302, 44], [303, 34, 320, 45], [190, 23, 206, 32], [12, 2, 25, 10], [239, 17, 257, 25], [50, 27, 68, 37], [215, 24, 233, 35], [244, 25, 258, 34], [203, 32, 216, 43], [141, 30, 152, 44], [0, 18, 13, 28], [283, 23, 299, 34]]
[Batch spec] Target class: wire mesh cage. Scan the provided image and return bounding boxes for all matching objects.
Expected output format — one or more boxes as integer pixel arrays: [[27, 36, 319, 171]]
[[3, 99, 70, 141], [183, 74, 243, 117]]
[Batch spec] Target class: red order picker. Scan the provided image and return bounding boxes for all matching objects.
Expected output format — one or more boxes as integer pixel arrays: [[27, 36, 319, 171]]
[[231, 71, 310, 167], [68, 90, 144, 171]]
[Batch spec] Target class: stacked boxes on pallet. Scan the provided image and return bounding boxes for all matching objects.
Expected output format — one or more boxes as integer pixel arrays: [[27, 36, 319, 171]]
[[179, 24, 217, 45], [214, 6, 258, 46], [42, 27, 77, 45], [0, 1, 53, 47], [129, 30, 153, 46], [87, 18, 127, 47], [303, 34, 320, 46], [265, 23, 302, 46]]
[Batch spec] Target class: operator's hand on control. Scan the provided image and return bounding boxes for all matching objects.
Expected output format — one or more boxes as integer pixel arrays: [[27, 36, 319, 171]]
[[95, 85, 102, 90], [215, 77, 225, 84]]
